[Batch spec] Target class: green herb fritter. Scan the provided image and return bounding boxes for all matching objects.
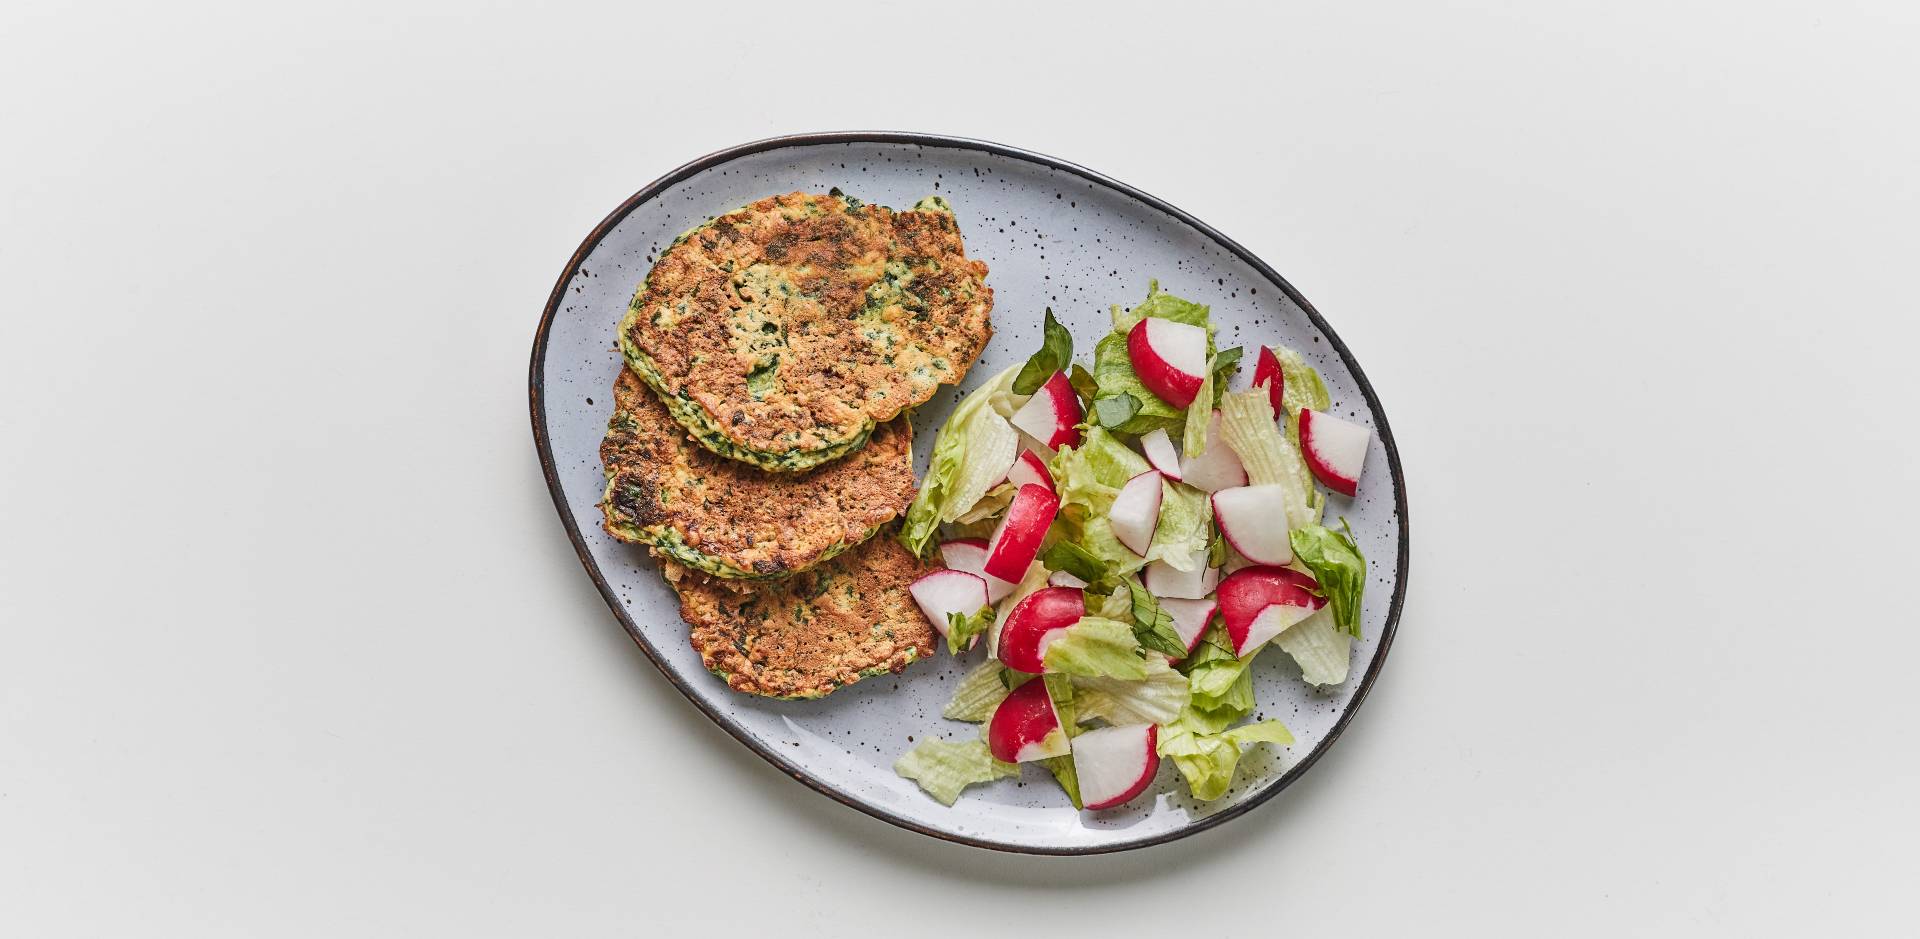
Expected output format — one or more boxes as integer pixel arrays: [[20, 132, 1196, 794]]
[[665, 531, 936, 699], [619, 190, 993, 472], [599, 369, 914, 580]]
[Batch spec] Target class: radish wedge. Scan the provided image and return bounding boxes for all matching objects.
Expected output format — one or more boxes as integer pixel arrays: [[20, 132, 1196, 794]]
[[1140, 428, 1182, 480], [1108, 471, 1164, 556], [1158, 596, 1218, 654], [987, 678, 1070, 763], [1216, 566, 1327, 656], [997, 586, 1086, 673], [1009, 371, 1084, 452], [1006, 450, 1054, 492], [1298, 409, 1369, 497], [1179, 411, 1247, 492], [909, 570, 990, 639], [1073, 724, 1159, 810], [1210, 484, 1295, 565], [1252, 346, 1284, 419], [939, 538, 1017, 603], [1143, 547, 1220, 600], [982, 485, 1061, 582], [1126, 317, 1208, 409]]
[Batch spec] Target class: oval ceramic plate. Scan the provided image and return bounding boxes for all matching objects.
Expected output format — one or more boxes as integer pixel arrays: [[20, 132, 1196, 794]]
[[530, 132, 1408, 854]]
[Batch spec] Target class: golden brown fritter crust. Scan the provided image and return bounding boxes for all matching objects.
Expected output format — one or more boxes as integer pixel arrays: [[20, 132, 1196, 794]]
[[598, 369, 914, 579], [618, 191, 992, 472], [667, 532, 937, 699]]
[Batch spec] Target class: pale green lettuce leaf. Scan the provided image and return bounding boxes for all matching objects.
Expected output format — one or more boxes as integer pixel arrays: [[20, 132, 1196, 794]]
[[955, 482, 1017, 525], [894, 737, 1020, 806], [1093, 584, 1132, 620], [1218, 388, 1318, 529], [899, 366, 1021, 557], [1178, 628, 1257, 733], [1049, 427, 1149, 512], [1156, 717, 1294, 801], [1275, 608, 1351, 686], [1289, 520, 1366, 639], [1038, 674, 1083, 807], [1145, 480, 1212, 572], [1074, 654, 1191, 726], [1183, 370, 1214, 457], [1111, 280, 1213, 333], [1048, 428, 1151, 575], [943, 659, 1012, 721], [944, 604, 996, 656], [1043, 616, 1146, 680], [1271, 344, 1331, 440]]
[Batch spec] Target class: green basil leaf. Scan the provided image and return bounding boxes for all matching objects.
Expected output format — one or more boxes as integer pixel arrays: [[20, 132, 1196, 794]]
[[1039, 540, 1110, 585], [1092, 392, 1141, 429], [1012, 308, 1073, 395], [1125, 577, 1189, 659]]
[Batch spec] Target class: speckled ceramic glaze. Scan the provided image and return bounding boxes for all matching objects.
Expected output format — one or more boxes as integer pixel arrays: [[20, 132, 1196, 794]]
[[530, 133, 1408, 854]]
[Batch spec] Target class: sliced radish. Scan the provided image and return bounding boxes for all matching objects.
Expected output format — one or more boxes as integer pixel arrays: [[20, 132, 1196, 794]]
[[1143, 547, 1220, 600], [1298, 409, 1369, 497], [1073, 724, 1159, 810], [1108, 470, 1164, 556], [909, 569, 990, 640], [1179, 411, 1247, 492], [940, 538, 1017, 603], [1158, 596, 1218, 654], [987, 678, 1070, 763], [1009, 371, 1084, 452], [1006, 450, 1054, 492], [1210, 484, 1295, 565], [1140, 428, 1182, 480], [1048, 570, 1089, 589], [1126, 317, 1208, 409], [982, 484, 1061, 582], [997, 586, 1086, 673], [1217, 566, 1327, 656], [1252, 346, 1284, 419]]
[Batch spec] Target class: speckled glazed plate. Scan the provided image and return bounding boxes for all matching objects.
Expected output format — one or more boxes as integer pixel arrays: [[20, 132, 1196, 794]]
[[530, 132, 1408, 854]]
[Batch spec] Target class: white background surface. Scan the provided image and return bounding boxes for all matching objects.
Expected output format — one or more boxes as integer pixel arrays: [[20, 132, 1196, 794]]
[[2, 1, 1915, 934]]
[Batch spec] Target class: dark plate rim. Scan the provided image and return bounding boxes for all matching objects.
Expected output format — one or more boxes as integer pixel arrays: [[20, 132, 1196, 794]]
[[528, 131, 1410, 855]]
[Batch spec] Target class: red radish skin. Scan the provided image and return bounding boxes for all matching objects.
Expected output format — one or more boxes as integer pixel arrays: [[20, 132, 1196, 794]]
[[982, 485, 1061, 581], [908, 569, 990, 639], [1159, 596, 1218, 654], [1126, 318, 1208, 408], [1217, 566, 1327, 655], [940, 538, 1017, 603], [1007, 451, 1054, 492], [1298, 408, 1370, 497], [1108, 470, 1164, 556], [1210, 484, 1295, 565], [1009, 371, 1085, 452], [1140, 428, 1183, 480], [1252, 347, 1284, 418], [1073, 724, 1160, 810], [987, 678, 1070, 763], [997, 586, 1086, 673]]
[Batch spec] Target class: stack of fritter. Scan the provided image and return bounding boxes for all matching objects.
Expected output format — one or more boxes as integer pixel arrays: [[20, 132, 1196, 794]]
[[598, 190, 993, 699]]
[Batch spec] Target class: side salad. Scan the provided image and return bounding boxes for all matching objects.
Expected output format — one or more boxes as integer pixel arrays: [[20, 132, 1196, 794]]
[[892, 283, 1373, 810]]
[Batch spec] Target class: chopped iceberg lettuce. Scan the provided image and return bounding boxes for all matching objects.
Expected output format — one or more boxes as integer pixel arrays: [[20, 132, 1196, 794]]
[[899, 366, 1022, 557], [894, 737, 1020, 806]]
